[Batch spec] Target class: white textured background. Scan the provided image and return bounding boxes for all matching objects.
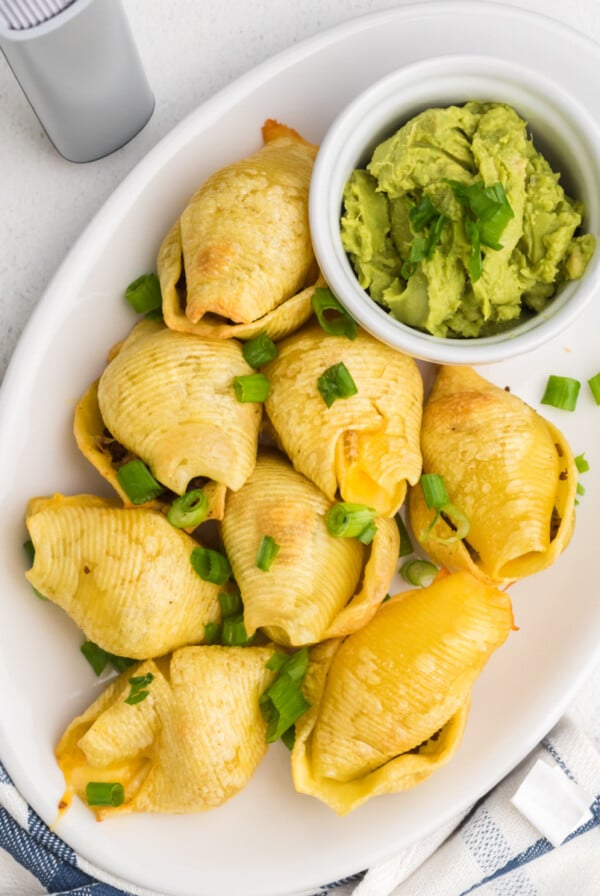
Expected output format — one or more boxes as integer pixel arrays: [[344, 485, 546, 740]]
[[0, 0, 598, 750]]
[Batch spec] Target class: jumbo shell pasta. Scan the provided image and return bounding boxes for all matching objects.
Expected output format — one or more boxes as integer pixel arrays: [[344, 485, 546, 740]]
[[158, 119, 319, 336], [263, 324, 423, 516], [292, 571, 513, 814], [73, 380, 227, 521], [408, 365, 577, 583], [56, 646, 275, 817], [220, 451, 399, 646], [97, 318, 261, 494], [25, 494, 221, 658]]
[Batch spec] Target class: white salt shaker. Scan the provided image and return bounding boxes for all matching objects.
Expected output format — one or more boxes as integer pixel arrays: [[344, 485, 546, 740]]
[[0, 0, 154, 162]]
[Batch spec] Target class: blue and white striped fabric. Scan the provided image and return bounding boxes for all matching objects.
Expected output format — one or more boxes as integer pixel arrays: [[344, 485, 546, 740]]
[[0, 716, 598, 896]]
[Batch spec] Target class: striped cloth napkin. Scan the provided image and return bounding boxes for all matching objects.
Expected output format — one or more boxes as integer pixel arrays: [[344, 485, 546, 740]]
[[0, 715, 598, 896]]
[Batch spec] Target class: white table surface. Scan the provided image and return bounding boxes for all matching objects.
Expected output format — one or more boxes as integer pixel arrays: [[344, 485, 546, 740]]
[[0, 0, 598, 763]]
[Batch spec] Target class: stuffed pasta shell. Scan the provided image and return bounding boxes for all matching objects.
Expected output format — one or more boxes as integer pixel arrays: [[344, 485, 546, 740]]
[[263, 324, 423, 516], [292, 571, 513, 814], [96, 318, 261, 495], [74, 379, 226, 521], [220, 451, 399, 646], [158, 119, 319, 339], [56, 645, 275, 818], [25, 494, 221, 658], [408, 365, 577, 583]]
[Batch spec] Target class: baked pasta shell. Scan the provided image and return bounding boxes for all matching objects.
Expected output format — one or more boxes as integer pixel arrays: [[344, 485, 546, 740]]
[[291, 571, 513, 814], [408, 365, 577, 583], [56, 646, 275, 818], [157, 119, 318, 327], [97, 318, 261, 494], [220, 451, 399, 646], [74, 379, 227, 523], [263, 324, 423, 517], [25, 494, 221, 659]]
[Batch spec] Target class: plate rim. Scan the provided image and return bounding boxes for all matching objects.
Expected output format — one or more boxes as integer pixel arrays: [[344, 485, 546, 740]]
[[1, 3, 600, 895]]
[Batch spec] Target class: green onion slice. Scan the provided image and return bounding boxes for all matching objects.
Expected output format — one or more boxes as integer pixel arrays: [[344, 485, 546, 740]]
[[23, 539, 47, 600], [575, 453, 590, 474], [420, 473, 450, 510], [541, 375, 581, 411], [222, 614, 254, 646], [242, 333, 279, 368], [326, 502, 377, 543], [233, 373, 270, 403], [400, 559, 439, 587], [190, 546, 232, 584], [281, 726, 296, 750], [85, 781, 125, 807], [259, 648, 311, 743], [166, 489, 209, 529], [256, 535, 280, 571], [394, 512, 413, 557], [587, 372, 600, 405], [448, 180, 514, 282], [577, 482, 586, 496], [311, 287, 358, 340], [80, 640, 110, 676], [203, 622, 222, 645], [218, 588, 243, 618], [124, 672, 154, 705], [317, 362, 358, 408], [409, 195, 438, 231], [124, 273, 162, 314], [116, 459, 164, 505], [80, 641, 136, 676], [436, 503, 471, 544]]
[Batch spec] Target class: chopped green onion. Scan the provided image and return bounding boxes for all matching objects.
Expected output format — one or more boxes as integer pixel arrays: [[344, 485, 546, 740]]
[[260, 648, 311, 743], [419, 475, 470, 544], [281, 726, 296, 750], [394, 513, 413, 557], [402, 197, 448, 279], [124, 672, 154, 705], [85, 781, 125, 807], [80, 641, 136, 676], [23, 539, 47, 600], [190, 546, 232, 584], [437, 503, 471, 544], [109, 653, 137, 674], [222, 614, 254, 646], [233, 373, 270, 402], [587, 372, 600, 405], [116, 459, 164, 504], [124, 273, 162, 314], [23, 538, 35, 566], [317, 362, 358, 408], [400, 559, 438, 587], [256, 535, 280, 571], [575, 453, 590, 474], [541, 375, 581, 411], [448, 180, 514, 282], [204, 622, 222, 645], [577, 482, 586, 496], [242, 333, 279, 367], [311, 287, 358, 340], [420, 473, 450, 510], [409, 195, 438, 231], [80, 640, 110, 676], [326, 502, 377, 543], [166, 489, 209, 529], [218, 589, 243, 618]]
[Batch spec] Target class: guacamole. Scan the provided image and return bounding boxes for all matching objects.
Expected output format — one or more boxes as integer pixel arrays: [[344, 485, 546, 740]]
[[341, 102, 595, 338]]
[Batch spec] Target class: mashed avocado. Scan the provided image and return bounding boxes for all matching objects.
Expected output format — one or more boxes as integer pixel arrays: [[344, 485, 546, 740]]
[[341, 102, 595, 338]]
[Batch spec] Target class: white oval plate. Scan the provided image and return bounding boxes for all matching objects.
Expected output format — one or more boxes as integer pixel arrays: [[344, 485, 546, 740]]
[[1, 4, 599, 895]]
